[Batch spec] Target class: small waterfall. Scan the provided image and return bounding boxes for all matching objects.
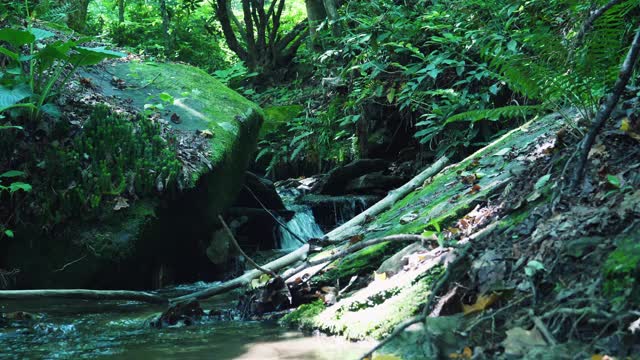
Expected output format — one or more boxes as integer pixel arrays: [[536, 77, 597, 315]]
[[277, 205, 324, 249], [332, 196, 370, 226]]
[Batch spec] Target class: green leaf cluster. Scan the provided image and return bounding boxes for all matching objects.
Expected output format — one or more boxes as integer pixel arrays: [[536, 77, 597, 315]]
[[0, 26, 124, 121]]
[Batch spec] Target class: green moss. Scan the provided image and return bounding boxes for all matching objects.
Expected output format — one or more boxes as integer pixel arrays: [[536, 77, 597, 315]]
[[36, 106, 179, 224], [313, 266, 445, 340], [98, 61, 263, 175], [261, 105, 303, 137], [316, 241, 402, 283], [280, 300, 326, 329]]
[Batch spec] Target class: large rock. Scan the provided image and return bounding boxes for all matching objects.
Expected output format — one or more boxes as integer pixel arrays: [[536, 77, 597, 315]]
[[314, 159, 390, 195], [4, 62, 263, 289], [344, 172, 407, 195]]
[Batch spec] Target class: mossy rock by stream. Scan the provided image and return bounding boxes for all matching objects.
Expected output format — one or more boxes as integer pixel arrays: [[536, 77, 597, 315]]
[[4, 61, 263, 289]]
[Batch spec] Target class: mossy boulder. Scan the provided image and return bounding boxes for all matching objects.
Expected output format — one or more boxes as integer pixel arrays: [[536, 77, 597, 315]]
[[4, 61, 263, 289]]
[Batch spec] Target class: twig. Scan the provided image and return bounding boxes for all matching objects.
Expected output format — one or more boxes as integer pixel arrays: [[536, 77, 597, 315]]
[[218, 215, 277, 278], [129, 73, 161, 90], [0, 289, 168, 304], [530, 311, 558, 346], [571, 25, 640, 190], [466, 294, 532, 332], [53, 254, 87, 273], [243, 185, 306, 245]]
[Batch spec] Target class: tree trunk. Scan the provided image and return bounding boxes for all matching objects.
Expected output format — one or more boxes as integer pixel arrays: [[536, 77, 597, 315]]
[[322, 0, 340, 36], [118, 0, 125, 23], [67, 0, 91, 32], [305, 0, 327, 48], [159, 0, 172, 54]]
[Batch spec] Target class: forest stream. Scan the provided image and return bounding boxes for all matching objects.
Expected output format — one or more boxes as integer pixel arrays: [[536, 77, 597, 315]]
[[0, 284, 371, 359]]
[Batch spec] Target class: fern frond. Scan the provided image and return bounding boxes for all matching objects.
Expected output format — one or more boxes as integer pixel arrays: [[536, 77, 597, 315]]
[[444, 105, 545, 124]]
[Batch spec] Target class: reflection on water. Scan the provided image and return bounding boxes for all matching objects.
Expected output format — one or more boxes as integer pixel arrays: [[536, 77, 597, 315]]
[[0, 286, 371, 359]]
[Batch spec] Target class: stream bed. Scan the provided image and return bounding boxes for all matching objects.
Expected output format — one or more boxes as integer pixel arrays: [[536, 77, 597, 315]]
[[0, 283, 372, 359]]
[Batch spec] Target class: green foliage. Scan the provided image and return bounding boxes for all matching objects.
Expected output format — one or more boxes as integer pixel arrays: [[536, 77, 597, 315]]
[[478, 0, 640, 122], [0, 166, 31, 240], [95, 0, 229, 73], [280, 299, 326, 328], [0, 26, 124, 122], [36, 106, 180, 222], [256, 94, 355, 178], [603, 238, 640, 309]]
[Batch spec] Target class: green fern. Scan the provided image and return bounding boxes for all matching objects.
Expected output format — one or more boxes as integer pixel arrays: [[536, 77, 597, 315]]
[[444, 105, 544, 124], [34, 1, 75, 24]]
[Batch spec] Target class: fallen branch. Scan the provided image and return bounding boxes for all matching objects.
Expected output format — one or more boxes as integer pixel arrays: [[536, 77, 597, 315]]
[[571, 25, 640, 190], [282, 234, 432, 282], [171, 244, 310, 303], [531, 312, 558, 346], [0, 289, 168, 305], [325, 157, 448, 242], [219, 215, 277, 278]]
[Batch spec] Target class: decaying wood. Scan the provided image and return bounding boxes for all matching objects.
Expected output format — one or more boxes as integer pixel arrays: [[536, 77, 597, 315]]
[[0, 289, 168, 304], [358, 222, 499, 360], [170, 244, 310, 303], [324, 156, 449, 242], [282, 234, 434, 282]]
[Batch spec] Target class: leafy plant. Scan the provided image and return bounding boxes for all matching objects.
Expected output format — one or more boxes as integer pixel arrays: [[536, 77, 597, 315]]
[[0, 26, 124, 122]]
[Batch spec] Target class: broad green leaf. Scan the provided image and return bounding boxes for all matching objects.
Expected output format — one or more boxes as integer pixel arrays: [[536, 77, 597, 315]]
[[159, 92, 174, 104], [4, 229, 14, 238], [0, 125, 23, 131], [524, 260, 545, 277], [0, 84, 33, 110], [29, 28, 55, 41], [9, 182, 32, 193], [534, 174, 551, 190], [70, 47, 126, 66], [607, 174, 621, 188], [41, 103, 61, 119], [0, 29, 35, 47], [0, 170, 25, 178], [0, 46, 19, 61]]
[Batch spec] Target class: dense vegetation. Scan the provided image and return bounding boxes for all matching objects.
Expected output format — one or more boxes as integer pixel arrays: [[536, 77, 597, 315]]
[[1, 0, 639, 358]]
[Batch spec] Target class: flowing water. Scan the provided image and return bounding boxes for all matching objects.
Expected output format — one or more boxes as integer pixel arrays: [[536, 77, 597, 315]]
[[0, 283, 371, 359], [277, 205, 324, 249]]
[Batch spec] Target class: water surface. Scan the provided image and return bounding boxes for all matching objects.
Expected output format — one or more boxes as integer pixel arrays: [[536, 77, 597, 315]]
[[0, 283, 371, 359]]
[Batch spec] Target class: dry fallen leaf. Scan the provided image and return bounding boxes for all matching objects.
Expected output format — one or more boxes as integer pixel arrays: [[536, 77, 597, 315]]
[[462, 293, 499, 315], [113, 196, 129, 211], [449, 347, 473, 359], [467, 184, 481, 195], [349, 234, 364, 244], [374, 271, 388, 281], [629, 316, 640, 334], [502, 326, 546, 357], [372, 355, 402, 360]]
